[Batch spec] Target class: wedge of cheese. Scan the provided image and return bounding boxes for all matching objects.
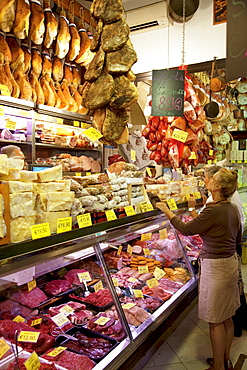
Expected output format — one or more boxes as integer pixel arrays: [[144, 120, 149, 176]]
[[20, 171, 38, 182], [36, 191, 74, 212], [0, 168, 21, 180], [0, 154, 9, 176], [37, 211, 70, 233], [10, 215, 36, 243], [7, 158, 25, 170], [10, 192, 36, 218], [34, 179, 71, 193], [37, 165, 63, 182], [0, 216, 6, 238], [0, 194, 4, 215], [5, 181, 34, 193]]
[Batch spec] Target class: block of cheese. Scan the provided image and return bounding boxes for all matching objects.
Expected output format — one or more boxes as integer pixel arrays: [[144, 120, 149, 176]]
[[0, 168, 21, 180], [10, 216, 36, 243], [37, 211, 70, 233], [5, 181, 34, 193], [10, 192, 36, 218], [20, 171, 38, 182], [0, 194, 3, 215], [36, 192, 74, 212], [7, 158, 25, 170], [0, 216, 6, 238], [0, 154, 9, 176], [34, 180, 71, 193], [37, 165, 63, 182]]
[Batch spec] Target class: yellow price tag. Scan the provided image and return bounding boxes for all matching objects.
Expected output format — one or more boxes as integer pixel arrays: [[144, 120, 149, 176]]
[[75, 172, 81, 176], [122, 303, 136, 310], [57, 118, 63, 124], [18, 331, 40, 343], [124, 206, 136, 216], [13, 315, 26, 323], [131, 149, 136, 161], [198, 180, 204, 187], [147, 278, 159, 289], [140, 203, 154, 212], [58, 267, 67, 277], [77, 213, 92, 228], [146, 167, 152, 176], [171, 129, 188, 143], [166, 198, 178, 210], [133, 289, 144, 298], [127, 244, 133, 255], [73, 121, 80, 126], [31, 223, 50, 240], [81, 122, 91, 129], [57, 217, 72, 234], [143, 248, 150, 255], [28, 279, 36, 292], [127, 277, 138, 283], [193, 192, 201, 199], [209, 149, 214, 156], [159, 228, 168, 239], [153, 267, 165, 280], [83, 127, 103, 142], [24, 351, 40, 370], [0, 106, 5, 115], [112, 278, 118, 287], [46, 347, 67, 357], [5, 120, 16, 131], [184, 194, 191, 201], [207, 159, 212, 165], [51, 313, 70, 327], [59, 305, 74, 316], [31, 318, 42, 327], [77, 272, 91, 282], [138, 265, 149, 274], [94, 317, 111, 326], [0, 84, 11, 96], [105, 209, 117, 221], [188, 151, 197, 159], [117, 245, 122, 256], [94, 280, 103, 292], [0, 339, 10, 359], [141, 233, 152, 241], [86, 172, 91, 176]]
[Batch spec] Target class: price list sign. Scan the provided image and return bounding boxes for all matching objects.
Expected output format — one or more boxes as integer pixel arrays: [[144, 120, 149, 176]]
[[151, 69, 184, 117]]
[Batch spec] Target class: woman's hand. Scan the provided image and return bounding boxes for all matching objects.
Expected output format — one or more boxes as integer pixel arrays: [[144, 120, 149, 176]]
[[187, 196, 196, 209], [156, 202, 176, 220]]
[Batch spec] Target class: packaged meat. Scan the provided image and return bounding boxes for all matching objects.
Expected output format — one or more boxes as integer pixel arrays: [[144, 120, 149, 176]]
[[10, 287, 48, 308], [44, 279, 72, 296]]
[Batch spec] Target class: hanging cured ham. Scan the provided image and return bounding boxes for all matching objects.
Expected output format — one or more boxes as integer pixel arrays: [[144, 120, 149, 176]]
[[0, 53, 13, 96], [43, 0, 58, 49], [0, 0, 16, 33], [6, 34, 25, 71], [52, 56, 63, 82], [30, 0, 45, 45], [13, 0, 31, 39], [42, 50, 52, 78], [91, 0, 124, 24], [29, 71, 44, 104], [67, 13, 80, 61], [20, 41, 31, 74], [31, 46, 42, 77], [0, 32, 12, 65], [55, 10, 71, 59], [40, 75, 56, 106], [14, 69, 33, 101], [75, 20, 91, 64]]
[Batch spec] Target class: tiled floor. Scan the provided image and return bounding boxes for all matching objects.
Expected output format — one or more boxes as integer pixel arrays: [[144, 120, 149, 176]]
[[142, 264, 247, 370]]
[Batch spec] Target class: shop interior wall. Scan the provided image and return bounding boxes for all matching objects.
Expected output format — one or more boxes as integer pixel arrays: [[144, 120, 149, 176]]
[[130, 0, 226, 74]]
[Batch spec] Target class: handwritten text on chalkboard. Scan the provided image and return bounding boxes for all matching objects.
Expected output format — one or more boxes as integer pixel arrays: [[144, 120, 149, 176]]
[[151, 70, 184, 117]]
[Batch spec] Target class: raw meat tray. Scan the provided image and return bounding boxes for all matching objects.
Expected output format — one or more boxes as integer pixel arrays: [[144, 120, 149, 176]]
[[68, 292, 115, 312]]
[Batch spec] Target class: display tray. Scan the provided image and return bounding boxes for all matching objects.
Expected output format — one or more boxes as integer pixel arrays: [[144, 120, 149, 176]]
[[120, 289, 163, 313], [55, 326, 118, 362], [68, 288, 116, 312]]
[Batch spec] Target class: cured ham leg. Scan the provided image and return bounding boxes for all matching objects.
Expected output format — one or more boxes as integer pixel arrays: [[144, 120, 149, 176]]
[[31, 46, 42, 77], [67, 14, 80, 61], [61, 79, 78, 112], [0, 0, 16, 33], [43, 0, 58, 49], [4, 61, 20, 98], [14, 69, 33, 101], [6, 34, 24, 72], [0, 32, 12, 64], [30, 0, 45, 45], [0, 53, 12, 96], [55, 10, 71, 59], [40, 75, 55, 106], [52, 56, 63, 82], [54, 82, 69, 110], [42, 50, 52, 78], [29, 71, 44, 104], [75, 21, 90, 64], [20, 41, 31, 74], [13, 0, 31, 39]]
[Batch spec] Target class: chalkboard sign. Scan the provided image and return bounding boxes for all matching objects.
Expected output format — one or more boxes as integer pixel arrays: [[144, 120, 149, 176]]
[[151, 69, 184, 117], [226, 1, 247, 81]]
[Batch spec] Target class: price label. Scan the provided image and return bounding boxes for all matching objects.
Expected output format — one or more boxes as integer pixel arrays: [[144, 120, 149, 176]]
[[127, 244, 133, 255], [13, 315, 26, 323], [5, 120, 16, 131], [140, 203, 154, 212], [147, 278, 159, 289], [0, 339, 10, 359], [133, 289, 144, 298], [198, 180, 205, 187], [19, 109, 30, 117], [146, 167, 152, 176], [31, 318, 42, 327], [207, 159, 212, 165], [184, 193, 191, 201], [31, 223, 50, 240], [209, 149, 214, 156], [127, 277, 138, 283], [57, 118, 63, 124], [0, 106, 5, 115], [18, 331, 40, 343], [131, 149, 136, 161], [122, 303, 136, 310], [77, 272, 91, 282], [188, 151, 197, 159], [86, 172, 91, 176], [143, 248, 150, 255], [59, 305, 74, 317], [105, 209, 117, 221], [81, 122, 91, 129], [47, 347, 67, 357], [124, 205, 136, 216], [166, 198, 178, 210], [58, 267, 67, 278], [77, 213, 92, 228], [94, 317, 110, 326], [154, 267, 165, 280], [57, 217, 72, 234], [159, 228, 168, 239], [112, 278, 118, 287], [73, 120, 80, 126], [83, 127, 103, 142], [0, 84, 11, 96], [75, 172, 81, 176], [138, 265, 149, 274], [171, 129, 188, 143], [141, 233, 152, 241], [117, 245, 122, 255], [94, 280, 103, 292], [24, 351, 40, 370], [28, 279, 36, 292], [193, 192, 201, 200], [51, 313, 70, 327]]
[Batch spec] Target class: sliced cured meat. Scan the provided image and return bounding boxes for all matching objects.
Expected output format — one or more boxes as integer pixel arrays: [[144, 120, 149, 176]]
[[80, 155, 91, 171], [91, 160, 101, 173]]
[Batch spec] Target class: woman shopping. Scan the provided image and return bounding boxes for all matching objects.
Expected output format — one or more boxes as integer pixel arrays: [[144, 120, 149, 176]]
[[156, 168, 242, 370]]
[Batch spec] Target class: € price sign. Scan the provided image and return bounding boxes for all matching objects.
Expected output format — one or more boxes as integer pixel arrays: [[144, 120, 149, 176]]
[[83, 127, 103, 142], [31, 223, 50, 240], [57, 217, 72, 234], [77, 213, 92, 228]]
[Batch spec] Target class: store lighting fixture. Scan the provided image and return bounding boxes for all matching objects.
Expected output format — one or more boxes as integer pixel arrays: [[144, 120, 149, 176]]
[[135, 224, 161, 234]]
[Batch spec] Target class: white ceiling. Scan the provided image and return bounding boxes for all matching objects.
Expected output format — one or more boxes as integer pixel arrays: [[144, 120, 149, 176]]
[[77, 0, 165, 12]]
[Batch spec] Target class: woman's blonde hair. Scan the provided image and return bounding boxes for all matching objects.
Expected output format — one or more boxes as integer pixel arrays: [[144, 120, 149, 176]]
[[213, 168, 238, 199]]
